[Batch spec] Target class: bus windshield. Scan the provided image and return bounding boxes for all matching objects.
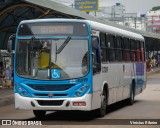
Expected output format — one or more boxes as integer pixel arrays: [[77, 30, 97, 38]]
[[16, 38, 89, 80]]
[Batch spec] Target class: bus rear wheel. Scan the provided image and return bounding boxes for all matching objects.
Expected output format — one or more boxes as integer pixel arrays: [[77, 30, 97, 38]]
[[96, 90, 107, 117], [33, 110, 46, 119], [127, 85, 135, 105]]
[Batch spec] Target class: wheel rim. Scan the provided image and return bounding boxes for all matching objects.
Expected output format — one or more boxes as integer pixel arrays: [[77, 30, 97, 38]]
[[131, 88, 134, 103], [101, 91, 107, 114]]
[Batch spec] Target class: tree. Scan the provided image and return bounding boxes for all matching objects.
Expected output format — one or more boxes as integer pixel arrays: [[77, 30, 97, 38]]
[[151, 6, 160, 11]]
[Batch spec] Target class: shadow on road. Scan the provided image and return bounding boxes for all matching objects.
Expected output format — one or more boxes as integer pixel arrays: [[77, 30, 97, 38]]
[[106, 99, 139, 114], [25, 99, 140, 124]]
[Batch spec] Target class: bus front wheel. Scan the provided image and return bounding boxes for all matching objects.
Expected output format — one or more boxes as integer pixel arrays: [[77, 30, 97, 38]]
[[33, 110, 46, 119], [95, 89, 107, 117]]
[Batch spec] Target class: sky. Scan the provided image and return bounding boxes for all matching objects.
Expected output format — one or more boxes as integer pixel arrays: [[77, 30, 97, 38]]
[[53, 0, 160, 14]]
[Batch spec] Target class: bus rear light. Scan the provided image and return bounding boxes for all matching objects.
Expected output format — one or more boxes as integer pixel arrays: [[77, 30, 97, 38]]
[[73, 102, 86, 106]]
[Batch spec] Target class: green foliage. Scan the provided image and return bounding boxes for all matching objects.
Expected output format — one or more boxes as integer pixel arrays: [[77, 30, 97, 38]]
[[151, 6, 160, 11]]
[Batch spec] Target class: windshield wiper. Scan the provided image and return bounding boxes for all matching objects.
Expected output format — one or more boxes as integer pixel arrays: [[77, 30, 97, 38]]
[[56, 36, 71, 54]]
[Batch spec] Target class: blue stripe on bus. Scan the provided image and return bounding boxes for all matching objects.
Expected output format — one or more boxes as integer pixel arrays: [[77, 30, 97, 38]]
[[136, 63, 144, 76]]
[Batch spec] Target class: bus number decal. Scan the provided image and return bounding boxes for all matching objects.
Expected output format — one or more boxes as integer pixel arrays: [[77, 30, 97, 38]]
[[102, 67, 108, 73], [78, 78, 88, 83]]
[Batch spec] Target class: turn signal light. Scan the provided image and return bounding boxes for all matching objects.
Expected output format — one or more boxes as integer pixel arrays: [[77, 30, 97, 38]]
[[73, 102, 86, 106]]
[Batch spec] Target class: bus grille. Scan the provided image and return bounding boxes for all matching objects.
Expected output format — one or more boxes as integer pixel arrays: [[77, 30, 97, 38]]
[[34, 93, 67, 97], [27, 84, 75, 91], [37, 100, 64, 106]]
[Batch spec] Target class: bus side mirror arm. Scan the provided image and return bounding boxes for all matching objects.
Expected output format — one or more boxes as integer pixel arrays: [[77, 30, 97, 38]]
[[92, 52, 97, 74], [7, 40, 12, 53], [92, 52, 96, 67], [92, 52, 98, 74], [7, 34, 16, 53], [92, 52, 101, 74]]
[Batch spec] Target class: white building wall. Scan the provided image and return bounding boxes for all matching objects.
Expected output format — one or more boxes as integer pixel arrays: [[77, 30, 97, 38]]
[[146, 10, 160, 33]]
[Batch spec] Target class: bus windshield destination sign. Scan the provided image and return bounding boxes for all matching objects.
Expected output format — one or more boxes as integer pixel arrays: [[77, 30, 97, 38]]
[[32, 25, 73, 35], [18, 22, 88, 36]]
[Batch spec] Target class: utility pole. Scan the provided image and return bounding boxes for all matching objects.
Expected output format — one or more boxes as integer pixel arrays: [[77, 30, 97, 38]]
[[71, 3, 73, 8], [151, 15, 154, 32], [134, 17, 137, 29]]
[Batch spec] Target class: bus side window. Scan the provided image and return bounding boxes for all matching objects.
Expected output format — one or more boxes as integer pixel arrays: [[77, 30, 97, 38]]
[[92, 36, 101, 74], [115, 36, 123, 62], [136, 41, 141, 62], [130, 39, 136, 62], [123, 38, 130, 62], [107, 34, 115, 62], [141, 41, 145, 62], [100, 32, 107, 62]]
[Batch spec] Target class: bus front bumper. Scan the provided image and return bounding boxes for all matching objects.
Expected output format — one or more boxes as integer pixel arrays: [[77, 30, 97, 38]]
[[15, 93, 92, 111]]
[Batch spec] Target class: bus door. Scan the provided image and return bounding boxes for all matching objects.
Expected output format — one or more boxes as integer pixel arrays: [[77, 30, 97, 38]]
[[91, 36, 102, 108], [92, 36, 101, 86]]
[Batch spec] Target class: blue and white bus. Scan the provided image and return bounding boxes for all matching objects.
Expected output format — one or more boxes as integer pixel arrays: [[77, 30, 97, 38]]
[[12, 19, 146, 118]]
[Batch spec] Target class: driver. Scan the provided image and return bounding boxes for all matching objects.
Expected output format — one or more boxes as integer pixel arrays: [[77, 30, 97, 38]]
[[38, 41, 50, 68]]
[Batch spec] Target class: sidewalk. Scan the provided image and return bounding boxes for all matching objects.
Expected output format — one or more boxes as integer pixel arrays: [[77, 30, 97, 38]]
[[147, 67, 160, 75], [0, 87, 14, 107], [0, 68, 160, 107]]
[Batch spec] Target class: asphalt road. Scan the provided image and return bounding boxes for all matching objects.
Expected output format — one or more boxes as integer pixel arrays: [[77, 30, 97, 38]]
[[0, 70, 160, 127]]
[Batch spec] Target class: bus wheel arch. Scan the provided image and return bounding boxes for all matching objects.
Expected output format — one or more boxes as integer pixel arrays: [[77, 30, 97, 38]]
[[103, 83, 109, 101], [102, 81, 109, 96]]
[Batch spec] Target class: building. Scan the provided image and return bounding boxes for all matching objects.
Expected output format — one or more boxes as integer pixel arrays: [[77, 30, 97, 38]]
[[146, 10, 160, 33], [98, 3, 125, 20], [96, 3, 146, 31]]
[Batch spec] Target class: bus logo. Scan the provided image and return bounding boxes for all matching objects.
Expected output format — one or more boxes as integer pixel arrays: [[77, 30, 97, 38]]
[[48, 92, 53, 97]]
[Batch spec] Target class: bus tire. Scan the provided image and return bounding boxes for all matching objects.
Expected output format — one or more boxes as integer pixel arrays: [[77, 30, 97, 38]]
[[33, 110, 46, 118], [127, 83, 135, 105], [95, 89, 107, 117]]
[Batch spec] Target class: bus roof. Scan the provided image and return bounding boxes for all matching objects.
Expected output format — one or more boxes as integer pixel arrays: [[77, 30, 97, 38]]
[[20, 18, 88, 24], [89, 20, 144, 41], [20, 18, 144, 41]]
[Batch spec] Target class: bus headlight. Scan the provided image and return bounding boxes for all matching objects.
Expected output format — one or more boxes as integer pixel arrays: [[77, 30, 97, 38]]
[[16, 85, 31, 97], [18, 87, 22, 92], [23, 91, 27, 96], [81, 87, 85, 92], [76, 92, 80, 97], [74, 84, 90, 97]]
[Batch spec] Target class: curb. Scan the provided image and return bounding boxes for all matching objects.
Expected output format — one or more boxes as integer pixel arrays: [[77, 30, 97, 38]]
[[0, 95, 14, 107]]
